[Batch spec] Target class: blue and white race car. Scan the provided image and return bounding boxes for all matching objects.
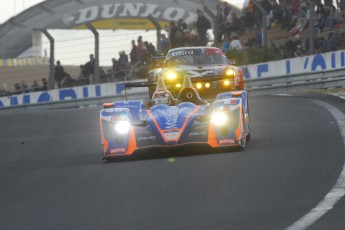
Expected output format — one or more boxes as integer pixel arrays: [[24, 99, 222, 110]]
[[99, 75, 251, 160]]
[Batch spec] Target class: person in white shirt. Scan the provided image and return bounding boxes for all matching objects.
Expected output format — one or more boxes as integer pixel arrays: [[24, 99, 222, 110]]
[[229, 34, 243, 51]]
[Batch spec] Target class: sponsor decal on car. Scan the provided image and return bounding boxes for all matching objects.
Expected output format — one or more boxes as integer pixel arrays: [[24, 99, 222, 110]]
[[163, 129, 180, 141], [137, 136, 157, 141], [169, 50, 194, 57], [110, 148, 126, 154], [188, 131, 207, 136], [219, 139, 236, 144]]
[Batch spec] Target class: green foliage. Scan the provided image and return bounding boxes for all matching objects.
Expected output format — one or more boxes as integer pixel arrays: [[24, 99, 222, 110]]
[[225, 48, 247, 66], [225, 45, 279, 65]]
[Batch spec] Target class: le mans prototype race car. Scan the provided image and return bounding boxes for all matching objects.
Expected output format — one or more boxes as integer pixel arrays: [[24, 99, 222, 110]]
[[99, 73, 251, 160]]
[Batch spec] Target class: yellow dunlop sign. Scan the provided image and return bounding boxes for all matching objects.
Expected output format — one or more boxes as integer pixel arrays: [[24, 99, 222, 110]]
[[73, 18, 170, 30]]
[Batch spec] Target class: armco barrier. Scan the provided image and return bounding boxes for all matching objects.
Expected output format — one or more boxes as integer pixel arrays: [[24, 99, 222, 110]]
[[245, 67, 345, 95], [0, 81, 149, 110], [1, 67, 345, 111]]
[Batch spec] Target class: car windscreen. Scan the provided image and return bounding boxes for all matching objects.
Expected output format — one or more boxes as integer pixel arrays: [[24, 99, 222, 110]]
[[165, 48, 229, 67]]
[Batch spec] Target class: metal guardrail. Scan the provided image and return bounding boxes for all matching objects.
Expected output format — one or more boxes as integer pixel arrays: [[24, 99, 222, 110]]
[[245, 68, 345, 95], [0, 91, 148, 113], [2, 67, 345, 111]]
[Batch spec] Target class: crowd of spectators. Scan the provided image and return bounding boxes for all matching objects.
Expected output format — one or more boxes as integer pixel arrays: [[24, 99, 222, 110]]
[[2, 0, 345, 97], [0, 78, 48, 97], [209, 0, 345, 58]]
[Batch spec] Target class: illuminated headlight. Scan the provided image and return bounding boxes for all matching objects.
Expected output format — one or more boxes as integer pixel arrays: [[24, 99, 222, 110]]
[[166, 71, 177, 80], [176, 83, 182, 88], [196, 82, 202, 89], [211, 112, 228, 126], [205, 82, 210, 88], [113, 121, 131, 134], [226, 69, 236, 76], [224, 80, 230, 86]]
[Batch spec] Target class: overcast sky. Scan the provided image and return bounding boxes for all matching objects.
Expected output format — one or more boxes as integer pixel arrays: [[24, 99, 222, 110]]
[[0, 0, 43, 23], [1, 0, 246, 65], [0, 0, 245, 24]]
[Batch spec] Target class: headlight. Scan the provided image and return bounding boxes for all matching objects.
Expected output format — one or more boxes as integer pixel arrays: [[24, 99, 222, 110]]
[[176, 83, 182, 88], [226, 69, 236, 76], [205, 82, 210, 88], [113, 121, 131, 134], [165, 70, 177, 80], [224, 80, 230, 86], [211, 112, 228, 126], [196, 82, 202, 89]]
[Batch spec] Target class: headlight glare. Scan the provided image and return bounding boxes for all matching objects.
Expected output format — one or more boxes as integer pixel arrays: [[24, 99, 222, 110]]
[[196, 82, 202, 89], [224, 80, 230, 86], [113, 121, 131, 134], [226, 69, 236, 76], [205, 82, 210, 88], [211, 112, 228, 126], [166, 71, 177, 80]]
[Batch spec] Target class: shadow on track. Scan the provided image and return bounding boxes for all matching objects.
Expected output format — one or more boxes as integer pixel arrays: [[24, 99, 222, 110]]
[[102, 144, 245, 164]]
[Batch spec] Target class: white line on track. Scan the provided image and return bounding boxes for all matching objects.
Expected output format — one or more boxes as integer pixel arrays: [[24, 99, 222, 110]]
[[286, 100, 345, 230]]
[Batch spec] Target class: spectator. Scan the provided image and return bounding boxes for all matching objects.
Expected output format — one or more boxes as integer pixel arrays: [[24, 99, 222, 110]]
[[0, 85, 9, 97], [283, 34, 302, 58], [337, 0, 345, 18], [323, 25, 344, 51], [62, 73, 76, 87], [31, 80, 40, 92], [294, 3, 308, 31], [183, 30, 199, 46], [325, 4, 342, 30], [169, 20, 183, 49], [137, 35, 148, 64], [195, 9, 211, 46], [268, 0, 284, 27], [229, 34, 243, 51], [316, 3, 327, 31], [14, 82, 21, 94], [117, 51, 130, 79], [41, 78, 48, 91], [294, 44, 305, 57], [222, 36, 231, 52], [244, 28, 262, 47], [177, 18, 188, 33], [130, 40, 139, 66], [160, 34, 170, 54], [111, 58, 119, 80], [215, 5, 224, 42], [325, 0, 333, 6], [77, 64, 88, 85], [223, 2, 232, 19], [54, 60, 65, 88], [20, 80, 30, 93], [84, 54, 95, 84], [243, 1, 256, 28], [146, 41, 156, 56], [224, 12, 242, 37]]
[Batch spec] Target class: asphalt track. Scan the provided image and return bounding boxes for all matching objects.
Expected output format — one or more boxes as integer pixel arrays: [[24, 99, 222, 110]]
[[1, 94, 345, 230]]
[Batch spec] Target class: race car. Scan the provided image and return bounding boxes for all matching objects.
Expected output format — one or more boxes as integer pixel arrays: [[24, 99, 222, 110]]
[[148, 46, 244, 99], [99, 75, 251, 160]]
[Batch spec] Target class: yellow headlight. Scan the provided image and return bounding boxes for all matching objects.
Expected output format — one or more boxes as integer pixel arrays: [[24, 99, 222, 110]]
[[224, 80, 230, 86], [196, 82, 202, 89], [205, 82, 210, 88], [176, 83, 182, 88], [226, 69, 235, 76], [166, 71, 177, 80]]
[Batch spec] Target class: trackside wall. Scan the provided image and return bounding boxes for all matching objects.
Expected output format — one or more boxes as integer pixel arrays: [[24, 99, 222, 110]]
[[1, 50, 345, 108]]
